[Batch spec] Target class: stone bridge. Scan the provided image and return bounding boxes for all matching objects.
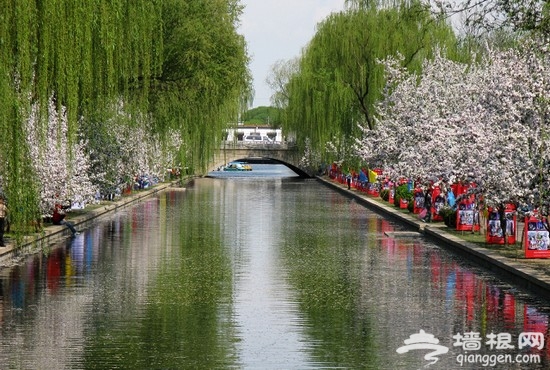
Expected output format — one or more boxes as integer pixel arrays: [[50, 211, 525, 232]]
[[209, 141, 312, 177]]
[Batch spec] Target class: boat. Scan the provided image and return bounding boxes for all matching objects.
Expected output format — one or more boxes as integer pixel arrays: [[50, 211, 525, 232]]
[[223, 162, 252, 171]]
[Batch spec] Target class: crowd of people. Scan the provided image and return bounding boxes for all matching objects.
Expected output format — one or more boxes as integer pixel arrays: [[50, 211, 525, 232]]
[[328, 162, 550, 253]]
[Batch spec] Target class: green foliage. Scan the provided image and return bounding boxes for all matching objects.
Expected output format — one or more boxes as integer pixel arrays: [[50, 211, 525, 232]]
[[241, 106, 283, 126], [380, 188, 389, 201], [394, 184, 412, 208], [0, 1, 251, 239], [283, 0, 461, 159], [80, 110, 126, 195], [149, 0, 251, 172], [439, 206, 457, 228], [0, 0, 164, 236], [463, 0, 550, 37]]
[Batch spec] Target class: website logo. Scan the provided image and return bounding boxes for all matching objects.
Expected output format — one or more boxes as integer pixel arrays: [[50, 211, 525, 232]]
[[396, 330, 449, 366], [397, 330, 544, 367]]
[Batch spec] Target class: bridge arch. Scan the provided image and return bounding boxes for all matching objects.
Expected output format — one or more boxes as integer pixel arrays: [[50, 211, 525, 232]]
[[213, 156, 311, 178], [209, 142, 313, 178]]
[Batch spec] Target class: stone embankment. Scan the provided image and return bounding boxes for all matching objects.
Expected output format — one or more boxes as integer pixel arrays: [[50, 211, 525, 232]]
[[317, 176, 550, 299]]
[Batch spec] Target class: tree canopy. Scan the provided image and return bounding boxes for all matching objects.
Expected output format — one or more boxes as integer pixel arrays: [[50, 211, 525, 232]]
[[0, 0, 163, 233], [434, 0, 550, 37], [241, 106, 283, 126], [281, 0, 462, 160], [0, 0, 251, 237], [149, 0, 251, 171], [357, 37, 550, 208]]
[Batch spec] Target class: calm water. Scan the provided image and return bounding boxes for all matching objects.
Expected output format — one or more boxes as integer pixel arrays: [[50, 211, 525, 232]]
[[0, 164, 549, 369]]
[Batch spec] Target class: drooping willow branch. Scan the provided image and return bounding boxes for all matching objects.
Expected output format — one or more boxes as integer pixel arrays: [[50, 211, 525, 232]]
[[0, 0, 251, 241]]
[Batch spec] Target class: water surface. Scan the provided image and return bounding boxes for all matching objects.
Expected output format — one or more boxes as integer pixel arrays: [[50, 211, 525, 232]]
[[0, 164, 549, 369]]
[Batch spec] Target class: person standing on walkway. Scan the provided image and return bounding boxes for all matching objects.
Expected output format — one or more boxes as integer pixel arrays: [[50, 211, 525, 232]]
[[422, 188, 433, 223], [0, 198, 7, 246], [498, 203, 507, 246]]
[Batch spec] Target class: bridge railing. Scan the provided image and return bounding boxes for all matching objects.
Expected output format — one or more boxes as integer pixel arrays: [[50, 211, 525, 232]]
[[220, 141, 296, 150]]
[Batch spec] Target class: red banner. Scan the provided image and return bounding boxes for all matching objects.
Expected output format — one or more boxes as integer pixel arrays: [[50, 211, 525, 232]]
[[456, 200, 475, 231], [486, 204, 517, 244], [432, 186, 445, 222], [524, 214, 550, 258]]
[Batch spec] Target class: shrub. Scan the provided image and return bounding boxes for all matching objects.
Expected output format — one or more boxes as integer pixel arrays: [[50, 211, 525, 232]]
[[439, 206, 456, 228], [394, 184, 412, 208], [380, 189, 390, 201]]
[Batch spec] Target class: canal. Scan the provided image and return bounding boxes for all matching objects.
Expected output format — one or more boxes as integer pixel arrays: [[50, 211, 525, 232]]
[[0, 164, 549, 369]]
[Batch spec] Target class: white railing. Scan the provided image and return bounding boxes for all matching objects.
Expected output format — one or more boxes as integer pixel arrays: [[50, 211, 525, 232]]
[[220, 141, 295, 150]]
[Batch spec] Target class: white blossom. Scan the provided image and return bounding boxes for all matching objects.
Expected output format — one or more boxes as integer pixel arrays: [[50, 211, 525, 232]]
[[356, 39, 550, 208], [26, 98, 99, 214]]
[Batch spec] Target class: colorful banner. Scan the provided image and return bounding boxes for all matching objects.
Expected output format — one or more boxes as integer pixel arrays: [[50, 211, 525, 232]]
[[358, 169, 368, 183], [365, 169, 382, 196], [486, 204, 517, 244], [413, 188, 424, 214], [367, 182, 380, 197], [368, 169, 378, 183], [432, 186, 445, 222], [456, 201, 475, 231], [524, 214, 550, 258]]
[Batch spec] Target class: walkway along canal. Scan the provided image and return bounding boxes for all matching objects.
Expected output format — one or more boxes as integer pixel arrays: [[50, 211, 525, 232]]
[[0, 165, 549, 369]]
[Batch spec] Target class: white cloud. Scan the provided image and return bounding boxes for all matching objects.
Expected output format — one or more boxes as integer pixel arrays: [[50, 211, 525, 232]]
[[239, 0, 346, 107]]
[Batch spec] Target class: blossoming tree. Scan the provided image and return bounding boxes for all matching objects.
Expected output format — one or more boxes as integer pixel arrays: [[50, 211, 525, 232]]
[[26, 99, 99, 215], [356, 38, 550, 207], [80, 103, 184, 199]]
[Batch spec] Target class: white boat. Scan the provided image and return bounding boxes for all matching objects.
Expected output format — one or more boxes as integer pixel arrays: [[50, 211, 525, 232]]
[[222, 162, 252, 171]]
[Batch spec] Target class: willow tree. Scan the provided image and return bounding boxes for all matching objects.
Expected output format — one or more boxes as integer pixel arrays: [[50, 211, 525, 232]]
[[0, 0, 251, 236], [283, 0, 461, 159], [0, 1, 163, 236], [148, 0, 252, 173], [433, 0, 550, 37]]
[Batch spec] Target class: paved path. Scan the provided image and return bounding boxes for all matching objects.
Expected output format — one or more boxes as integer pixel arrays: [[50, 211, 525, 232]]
[[317, 176, 550, 300]]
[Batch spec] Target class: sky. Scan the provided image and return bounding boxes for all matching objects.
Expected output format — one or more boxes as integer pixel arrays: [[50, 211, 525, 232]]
[[239, 0, 347, 108]]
